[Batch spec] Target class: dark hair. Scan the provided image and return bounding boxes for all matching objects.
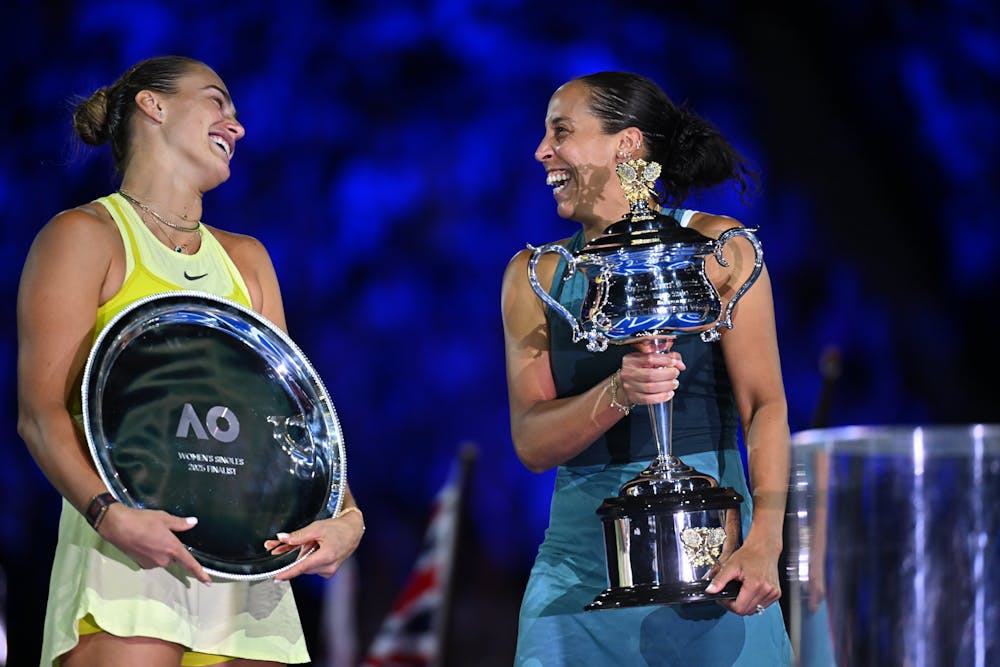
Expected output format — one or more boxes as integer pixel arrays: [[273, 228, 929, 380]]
[[573, 71, 756, 205], [72, 55, 204, 172]]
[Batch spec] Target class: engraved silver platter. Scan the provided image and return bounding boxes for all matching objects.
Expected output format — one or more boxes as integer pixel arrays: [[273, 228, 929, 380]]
[[82, 291, 346, 580]]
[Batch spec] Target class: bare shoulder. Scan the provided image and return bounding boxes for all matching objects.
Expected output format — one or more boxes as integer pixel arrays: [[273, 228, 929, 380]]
[[501, 249, 534, 311], [501, 237, 575, 331], [31, 202, 118, 259], [502, 236, 571, 285], [687, 211, 746, 239], [206, 226, 270, 266], [205, 226, 274, 286], [504, 246, 532, 277], [19, 201, 122, 310], [204, 226, 282, 321], [43, 201, 114, 235]]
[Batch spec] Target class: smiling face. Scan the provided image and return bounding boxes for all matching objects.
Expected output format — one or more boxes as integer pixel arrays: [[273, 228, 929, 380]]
[[535, 80, 630, 231], [155, 65, 245, 188]]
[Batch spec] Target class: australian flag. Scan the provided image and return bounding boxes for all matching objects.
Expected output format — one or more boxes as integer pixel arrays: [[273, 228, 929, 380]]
[[360, 445, 475, 667]]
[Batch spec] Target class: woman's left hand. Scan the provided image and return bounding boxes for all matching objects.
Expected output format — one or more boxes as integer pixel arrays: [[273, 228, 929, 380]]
[[704, 541, 782, 616], [265, 507, 365, 580]]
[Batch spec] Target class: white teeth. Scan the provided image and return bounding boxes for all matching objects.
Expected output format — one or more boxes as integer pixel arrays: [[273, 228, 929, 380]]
[[210, 135, 231, 158], [546, 171, 569, 187]]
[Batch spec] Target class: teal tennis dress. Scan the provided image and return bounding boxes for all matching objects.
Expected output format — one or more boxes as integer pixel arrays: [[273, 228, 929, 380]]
[[514, 212, 792, 666]]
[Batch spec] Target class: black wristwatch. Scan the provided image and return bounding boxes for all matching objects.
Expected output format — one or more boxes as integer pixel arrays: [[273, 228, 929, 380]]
[[85, 492, 119, 531]]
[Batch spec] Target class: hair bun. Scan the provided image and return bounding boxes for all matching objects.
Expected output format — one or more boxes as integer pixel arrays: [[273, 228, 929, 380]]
[[72, 87, 111, 146]]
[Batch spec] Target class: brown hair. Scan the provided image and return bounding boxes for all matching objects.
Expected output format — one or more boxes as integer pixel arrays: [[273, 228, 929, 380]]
[[72, 55, 204, 172]]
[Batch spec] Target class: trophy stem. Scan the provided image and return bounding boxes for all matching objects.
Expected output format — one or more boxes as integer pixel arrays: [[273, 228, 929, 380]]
[[638, 336, 679, 471], [620, 336, 703, 492], [648, 399, 675, 466]]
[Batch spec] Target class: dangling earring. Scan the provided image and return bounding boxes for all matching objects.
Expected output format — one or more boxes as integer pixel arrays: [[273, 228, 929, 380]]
[[617, 149, 632, 162]]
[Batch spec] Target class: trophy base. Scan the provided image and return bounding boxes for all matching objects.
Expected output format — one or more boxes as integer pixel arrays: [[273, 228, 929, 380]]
[[585, 580, 741, 611]]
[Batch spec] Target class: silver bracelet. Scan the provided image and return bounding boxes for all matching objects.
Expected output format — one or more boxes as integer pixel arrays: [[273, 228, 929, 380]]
[[609, 370, 633, 416]]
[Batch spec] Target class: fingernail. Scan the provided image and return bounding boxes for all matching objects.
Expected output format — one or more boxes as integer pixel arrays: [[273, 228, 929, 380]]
[[186, 517, 198, 525], [276, 532, 290, 540]]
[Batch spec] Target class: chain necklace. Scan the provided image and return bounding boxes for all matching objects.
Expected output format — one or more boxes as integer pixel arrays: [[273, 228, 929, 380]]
[[118, 189, 202, 253]]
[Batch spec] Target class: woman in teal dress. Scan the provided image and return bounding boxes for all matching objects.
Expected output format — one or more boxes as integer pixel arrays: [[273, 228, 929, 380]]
[[501, 72, 793, 665]]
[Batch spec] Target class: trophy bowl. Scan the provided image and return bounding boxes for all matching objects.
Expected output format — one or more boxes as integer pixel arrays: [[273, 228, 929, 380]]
[[82, 291, 347, 580], [527, 159, 763, 609]]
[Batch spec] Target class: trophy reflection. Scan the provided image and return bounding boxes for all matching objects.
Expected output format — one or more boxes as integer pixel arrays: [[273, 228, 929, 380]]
[[527, 159, 764, 609]]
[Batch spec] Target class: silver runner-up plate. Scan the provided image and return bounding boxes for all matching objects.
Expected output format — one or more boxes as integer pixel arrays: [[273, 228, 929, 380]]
[[82, 291, 346, 581]]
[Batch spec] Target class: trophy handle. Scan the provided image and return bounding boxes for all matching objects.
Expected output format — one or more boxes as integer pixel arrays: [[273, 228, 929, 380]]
[[701, 227, 764, 342], [526, 243, 609, 352]]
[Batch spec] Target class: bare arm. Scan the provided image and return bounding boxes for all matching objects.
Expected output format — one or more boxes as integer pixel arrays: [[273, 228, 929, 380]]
[[696, 215, 790, 615], [17, 208, 118, 514], [501, 248, 683, 472], [17, 207, 211, 583]]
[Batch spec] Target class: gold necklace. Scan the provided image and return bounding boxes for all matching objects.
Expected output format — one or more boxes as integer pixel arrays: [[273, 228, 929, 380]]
[[118, 190, 202, 253]]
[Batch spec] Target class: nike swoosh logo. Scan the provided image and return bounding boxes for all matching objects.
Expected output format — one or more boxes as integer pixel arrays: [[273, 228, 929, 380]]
[[184, 271, 209, 281]]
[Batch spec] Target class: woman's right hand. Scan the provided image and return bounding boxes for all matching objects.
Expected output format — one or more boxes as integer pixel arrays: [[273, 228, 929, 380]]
[[617, 344, 686, 407], [97, 504, 211, 584]]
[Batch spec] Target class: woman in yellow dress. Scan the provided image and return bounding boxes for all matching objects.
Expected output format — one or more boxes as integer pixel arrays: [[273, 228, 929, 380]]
[[16, 55, 365, 666]]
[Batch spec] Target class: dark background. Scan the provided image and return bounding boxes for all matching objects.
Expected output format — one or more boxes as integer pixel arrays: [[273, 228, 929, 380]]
[[1, 1, 997, 665]]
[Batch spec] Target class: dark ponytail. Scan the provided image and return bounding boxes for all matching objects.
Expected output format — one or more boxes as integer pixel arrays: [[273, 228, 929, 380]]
[[574, 71, 756, 205]]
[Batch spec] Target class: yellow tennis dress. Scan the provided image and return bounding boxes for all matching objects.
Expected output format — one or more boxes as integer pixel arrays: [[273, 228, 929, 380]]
[[39, 193, 310, 666]]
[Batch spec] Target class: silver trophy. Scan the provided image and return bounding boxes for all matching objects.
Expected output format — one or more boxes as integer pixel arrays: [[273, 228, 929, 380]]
[[527, 159, 763, 608], [83, 291, 347, 581]]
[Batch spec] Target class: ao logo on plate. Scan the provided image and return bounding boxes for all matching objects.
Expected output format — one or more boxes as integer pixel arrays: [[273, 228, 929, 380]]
[[175, 403, 240, 443]]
